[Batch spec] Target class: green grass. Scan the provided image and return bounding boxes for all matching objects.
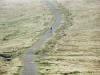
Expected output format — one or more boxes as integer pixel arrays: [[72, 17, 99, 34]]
[[35, 0, 100, 75], [0, 0, 55, 75]]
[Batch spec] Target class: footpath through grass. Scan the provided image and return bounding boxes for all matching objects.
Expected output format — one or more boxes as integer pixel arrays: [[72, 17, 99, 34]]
[[0, 0, 55, 75], [35, 0, 100, 75]]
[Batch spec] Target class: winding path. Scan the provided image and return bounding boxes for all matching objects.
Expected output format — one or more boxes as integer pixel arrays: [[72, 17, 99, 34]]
[[21, 0, 61, 75]]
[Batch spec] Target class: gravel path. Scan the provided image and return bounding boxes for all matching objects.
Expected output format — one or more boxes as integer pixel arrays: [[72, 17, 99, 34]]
[[21, 0, 61, 75]]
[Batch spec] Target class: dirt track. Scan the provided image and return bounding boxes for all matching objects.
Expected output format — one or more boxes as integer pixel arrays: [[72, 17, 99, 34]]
[[21, 0, 61, 75]]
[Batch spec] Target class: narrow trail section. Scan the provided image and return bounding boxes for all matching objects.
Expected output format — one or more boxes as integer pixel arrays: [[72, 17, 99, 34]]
[[21, 0, 61, 75]]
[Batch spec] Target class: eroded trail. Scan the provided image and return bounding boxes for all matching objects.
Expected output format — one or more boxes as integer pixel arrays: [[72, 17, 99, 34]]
[[21, 0, 61, 75]]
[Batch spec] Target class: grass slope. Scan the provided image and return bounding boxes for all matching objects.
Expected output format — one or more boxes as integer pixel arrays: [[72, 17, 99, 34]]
[[35, 0, 100, 75], [0, 0, 55, 75]]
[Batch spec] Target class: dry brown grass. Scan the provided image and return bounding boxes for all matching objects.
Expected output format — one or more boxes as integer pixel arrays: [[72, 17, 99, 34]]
[[0, 0, 55, 75], [35, 0, 100, 75]]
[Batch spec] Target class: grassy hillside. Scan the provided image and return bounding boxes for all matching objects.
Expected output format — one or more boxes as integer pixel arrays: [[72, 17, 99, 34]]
[[0, 0, 54, 75], [35, 0, 100, 75]]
